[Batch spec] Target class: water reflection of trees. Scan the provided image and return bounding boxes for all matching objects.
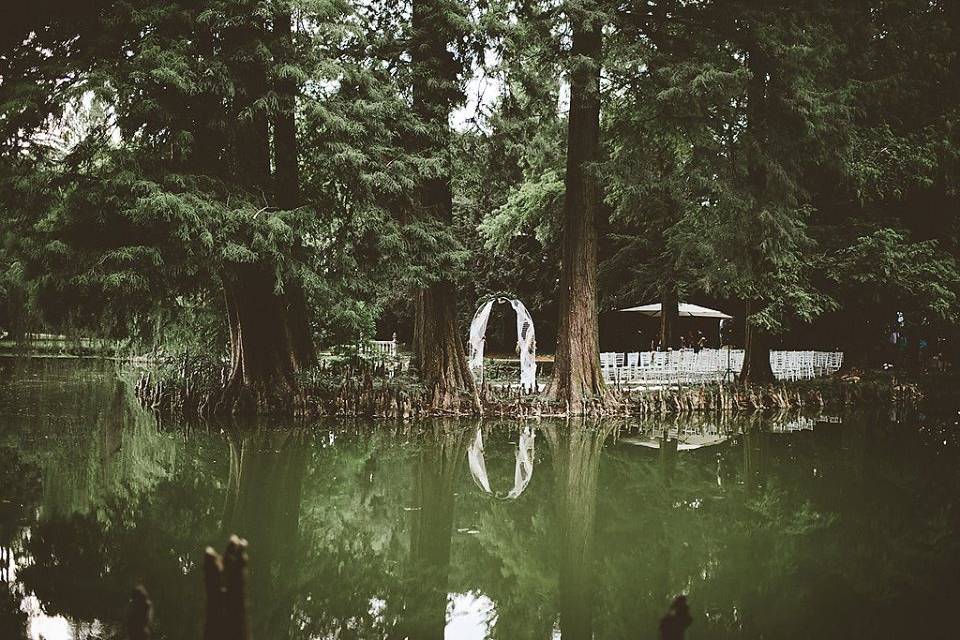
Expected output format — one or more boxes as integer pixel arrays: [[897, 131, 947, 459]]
[[392, 421, 471, 640], [448, 420, 614, 640], [542, 421, 615, 640], [10, 379, 221, 639], [0, 446, 41, 638], [4, 361, 960, 640], [222, 426, 309, 638]]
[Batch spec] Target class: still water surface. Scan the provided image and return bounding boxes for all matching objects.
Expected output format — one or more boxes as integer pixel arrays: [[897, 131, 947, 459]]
[[1, 359, 959, 639]]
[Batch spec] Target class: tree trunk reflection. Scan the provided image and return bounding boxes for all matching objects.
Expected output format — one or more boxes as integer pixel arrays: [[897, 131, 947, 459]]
[[222, 426, 309, 639], [397, 421, 471, 640], [543, 421, 614, 640]]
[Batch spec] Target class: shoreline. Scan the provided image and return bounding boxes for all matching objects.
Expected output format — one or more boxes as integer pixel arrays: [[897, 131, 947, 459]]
[[0, 350, 932, 419], [130, 365, 926, 420]]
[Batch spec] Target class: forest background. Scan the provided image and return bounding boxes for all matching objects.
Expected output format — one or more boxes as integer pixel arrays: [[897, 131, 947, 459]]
[[1, 0, 958, 410]]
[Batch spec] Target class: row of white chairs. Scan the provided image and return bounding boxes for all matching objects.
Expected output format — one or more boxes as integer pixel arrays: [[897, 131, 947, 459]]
[[770, 350, 844, 381], [599, 349, 843, 386]]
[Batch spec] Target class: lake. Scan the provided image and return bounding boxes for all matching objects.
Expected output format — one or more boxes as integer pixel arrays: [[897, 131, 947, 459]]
[[1, 358, 958, 639]]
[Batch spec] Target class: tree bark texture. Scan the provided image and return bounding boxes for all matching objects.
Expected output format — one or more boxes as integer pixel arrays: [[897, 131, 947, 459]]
[[222, 266, 303, 410], [740, 300, 775, 383], [547, 10, 607, 413], [216, 6, 314, 407], [272, 7, 315, 370], [229, 6, 271, 196], [409, 0, 475, 409], [660, 281, 679, 349], [273, 7, 300, 209], [192, 22, 224, 176], [414, 282, 476, 410]]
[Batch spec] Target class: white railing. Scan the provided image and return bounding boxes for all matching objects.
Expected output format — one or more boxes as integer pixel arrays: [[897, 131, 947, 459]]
[[362, 338, 398, 359], [599, 348, 842, 386]]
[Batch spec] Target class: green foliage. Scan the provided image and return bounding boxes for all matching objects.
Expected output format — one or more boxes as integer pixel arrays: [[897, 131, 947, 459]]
[[830, 229, 960, 323], [0, 0, 958, 362], [479, 168, 563, 253]]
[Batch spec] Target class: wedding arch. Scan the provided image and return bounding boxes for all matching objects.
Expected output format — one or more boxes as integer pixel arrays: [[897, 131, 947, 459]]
[[467, 297, 537, 390]]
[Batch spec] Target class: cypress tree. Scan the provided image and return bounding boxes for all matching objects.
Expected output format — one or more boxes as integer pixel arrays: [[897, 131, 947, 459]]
[[546, 0, 609, 412], [409, 0, 477, 409]]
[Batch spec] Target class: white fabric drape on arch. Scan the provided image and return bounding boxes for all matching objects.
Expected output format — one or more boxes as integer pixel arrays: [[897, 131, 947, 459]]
[[467, 298, 537, 391]]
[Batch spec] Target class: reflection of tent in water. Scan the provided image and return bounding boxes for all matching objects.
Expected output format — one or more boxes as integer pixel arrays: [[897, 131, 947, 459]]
[[467, 427, 535, 500], [622, 413, 828, 450], [621, 433, 731, 450], [621, 420, 732, 450]]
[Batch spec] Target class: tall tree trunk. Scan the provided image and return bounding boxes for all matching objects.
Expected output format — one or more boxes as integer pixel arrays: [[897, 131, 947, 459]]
[[414, 282, 475, 410], [192, 23, 223, 176], [218, 6, 309, 410], [740, 300, 774, 383], [272, 5, 314, 369], [222, 265, 300, 408], [738, 41, 774, 385], [547, 8, 607, 413], [409, 0, 475, 409], [273, 6, 300, 209], [660, 281, 679, 349], [283, 280, 314, 370]]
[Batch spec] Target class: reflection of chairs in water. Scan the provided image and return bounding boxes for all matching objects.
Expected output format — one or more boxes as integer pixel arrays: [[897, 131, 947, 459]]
[[769, 415, 815, 433], [467, 427, 535, 500]]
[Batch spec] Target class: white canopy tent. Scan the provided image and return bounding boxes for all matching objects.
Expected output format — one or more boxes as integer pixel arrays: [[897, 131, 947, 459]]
[[619, 302, 732, 319], [620, 302, 733, 349]]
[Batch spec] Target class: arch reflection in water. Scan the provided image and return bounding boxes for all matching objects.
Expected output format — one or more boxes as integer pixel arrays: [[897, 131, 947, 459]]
[[467, 426, 536, 500]]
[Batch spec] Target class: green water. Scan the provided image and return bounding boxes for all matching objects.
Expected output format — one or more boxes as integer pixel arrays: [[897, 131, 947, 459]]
[[1, 359, 958, 639]]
